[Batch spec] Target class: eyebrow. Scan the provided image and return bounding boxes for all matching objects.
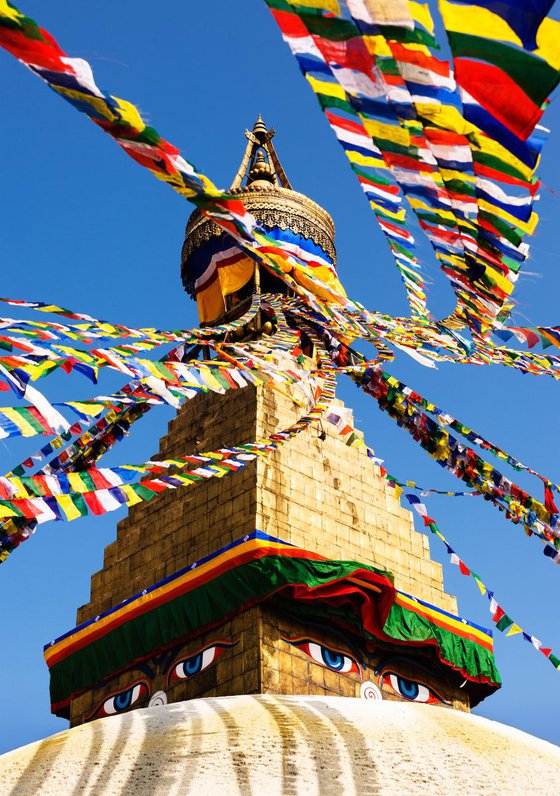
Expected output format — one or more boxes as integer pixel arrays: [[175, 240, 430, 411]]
[[374, 655, 435, 677], [90, 665, 155, 695], [134, 662, 156, 679], [155, 647, 183, 671]]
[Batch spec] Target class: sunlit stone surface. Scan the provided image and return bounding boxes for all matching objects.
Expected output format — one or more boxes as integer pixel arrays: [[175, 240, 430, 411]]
[[1, 695, 559, 795]]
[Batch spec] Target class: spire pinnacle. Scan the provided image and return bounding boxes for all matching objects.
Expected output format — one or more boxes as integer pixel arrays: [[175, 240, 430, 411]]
[[230, 116, 292, 190], [252, 114, 269, 142]]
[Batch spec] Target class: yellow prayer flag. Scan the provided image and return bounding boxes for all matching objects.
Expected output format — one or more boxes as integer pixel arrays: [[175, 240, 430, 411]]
[[8, 477, 28, 499], [407, 198, 459, 225], [66, 402, 106, 417], [369, 202, 407, 222], [484, 265, 515, 296], [416, 103, 478, 136], [112, 97, 146, 132], [22, 361, 58, 381], [409, 1, 435, 35], [439, 1, 521, 46], [56, 494, 83, 521], [289, 0, 340, 14], [209, 466, 230, 479], [477, 200, 538, 234], [346, 150, 384, 169], [534, 19, 560, 70], [68, 473, 87, 493], [0, 0, 25, 23], [438, 168, 475, 184], [154, 169, 198, 198], [198, 366, 226, 393], [363, 35, 392, 58], [473, 134, 536, 181], [474, 577, 486, 596], [120, 485, 144, 507], [355, 0, 413, 28], [363, 118, 411, 147], [0, 504, 20, 518], [307, 75, 347, 103]]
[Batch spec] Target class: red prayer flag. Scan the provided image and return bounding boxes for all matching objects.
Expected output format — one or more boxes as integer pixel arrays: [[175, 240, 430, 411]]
[[454, 58, 542, 141], [83, 491, 107, 516], [544, 484, 559, 514], [492, 605, 505, 623]]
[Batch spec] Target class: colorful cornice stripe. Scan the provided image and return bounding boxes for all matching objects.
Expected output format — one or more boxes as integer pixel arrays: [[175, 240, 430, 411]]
[[44, 531, 499, 716]]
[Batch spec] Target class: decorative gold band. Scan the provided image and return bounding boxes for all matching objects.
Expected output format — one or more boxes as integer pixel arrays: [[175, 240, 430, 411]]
[[181, 185, 337, 267]]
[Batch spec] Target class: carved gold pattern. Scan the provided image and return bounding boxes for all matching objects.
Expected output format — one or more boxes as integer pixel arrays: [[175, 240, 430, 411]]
[[181, 185, 337, 269]]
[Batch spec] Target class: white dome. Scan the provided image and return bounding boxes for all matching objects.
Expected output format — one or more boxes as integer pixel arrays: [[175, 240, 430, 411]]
[[1, 696, 558, 795]]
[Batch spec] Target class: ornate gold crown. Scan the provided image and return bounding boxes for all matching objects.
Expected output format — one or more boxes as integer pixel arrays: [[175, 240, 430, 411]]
[[181, 117, 337, 298]]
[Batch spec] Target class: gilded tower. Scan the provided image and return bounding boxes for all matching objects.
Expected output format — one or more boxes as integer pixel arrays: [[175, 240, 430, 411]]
[[44, 121, 500, 726], [181, 115, 336, 325]]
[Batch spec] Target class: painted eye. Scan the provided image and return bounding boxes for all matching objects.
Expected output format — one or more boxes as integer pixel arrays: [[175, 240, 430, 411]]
[[168, 641, 237, 684], [93, 681, 149, 718], [380, 672, 447, 705], [284, 637, 361, 677], [307, 643, 356, 673]]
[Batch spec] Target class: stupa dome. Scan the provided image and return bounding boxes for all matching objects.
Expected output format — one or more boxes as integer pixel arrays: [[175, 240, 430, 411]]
[[1, 695, 558, 795]]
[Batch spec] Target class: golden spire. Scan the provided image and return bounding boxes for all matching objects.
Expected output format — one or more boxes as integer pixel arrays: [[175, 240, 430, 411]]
[[252, 113, 269, 140], [231, 116, 293, 190]]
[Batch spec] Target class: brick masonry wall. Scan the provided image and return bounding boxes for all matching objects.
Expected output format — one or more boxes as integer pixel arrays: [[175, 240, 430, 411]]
[[77, 386, 259, 624], [69, 376, 464, 725], [255, 386, 456, 612], [77, 379, 456, 626]]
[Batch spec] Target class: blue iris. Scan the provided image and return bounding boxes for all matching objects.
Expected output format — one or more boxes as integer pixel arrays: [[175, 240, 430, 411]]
[[181, 652, 203, 676], [114, 688, 133, 711], [321, 647, 345, 671], [397, 677, 419, 700]]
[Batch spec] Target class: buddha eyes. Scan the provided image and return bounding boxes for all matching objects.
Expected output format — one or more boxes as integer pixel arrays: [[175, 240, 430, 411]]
[[308, 643, 358, 674], [379, 672, 448, 705], [94, 680, 149, 718], [89, 639, 239, 719], [168, 640, 238, 684], [169, 645, 224, 682], [284, 636, 361, 677], [284, 636, 450, 706]]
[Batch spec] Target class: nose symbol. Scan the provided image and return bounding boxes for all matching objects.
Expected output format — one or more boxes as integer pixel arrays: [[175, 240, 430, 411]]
[[360, 681, 382, 701], [149, 690, 168, 707]]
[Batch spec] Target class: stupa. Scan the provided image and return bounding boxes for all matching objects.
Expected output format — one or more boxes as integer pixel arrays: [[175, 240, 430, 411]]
[[41, 119, 498, 725], [3, 121, 559, 794]]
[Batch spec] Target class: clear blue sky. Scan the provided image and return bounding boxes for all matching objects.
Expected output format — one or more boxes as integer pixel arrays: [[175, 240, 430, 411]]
[[0, 1, 559, 752]]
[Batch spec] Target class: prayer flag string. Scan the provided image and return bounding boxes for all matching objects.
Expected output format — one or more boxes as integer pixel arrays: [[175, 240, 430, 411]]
[[0, 366, 335, 560], [356, 364, 560, 562], [406, 494, 560, 671]]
